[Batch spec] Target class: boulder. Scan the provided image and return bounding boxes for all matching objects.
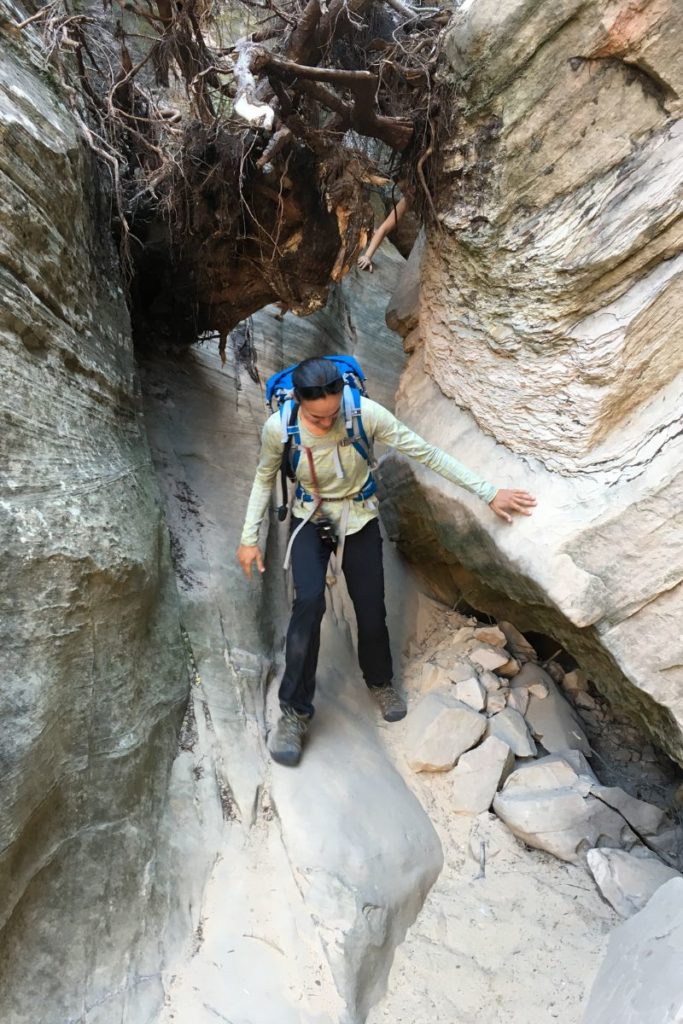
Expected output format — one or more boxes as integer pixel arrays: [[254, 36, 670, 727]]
[[412, 662, 460, 696], [587, 848, 681, 918], [469, 646, 510, 672], [557, 748, 598, 784], [432, 643, 473, 669], [404, 692, 487, 772], [497, 658, 521, 678], [479, 670, 502, 692], [493, 756, 636, 862], [486, 707, 537, 757], [497, 622, 538, 664], [545, 661, 566, 685], [507, 687, 529, 717], [582, 878, 683, 1023], [453, 676, 487, 712], [563, 670, 590, 694], [450, 737, 515, 815], [486, 690, 507, 715], [524, 673, 591, 757], [590, 786, 666, 837], [473, 626, 507, 647], [510, 663, 553, 690]]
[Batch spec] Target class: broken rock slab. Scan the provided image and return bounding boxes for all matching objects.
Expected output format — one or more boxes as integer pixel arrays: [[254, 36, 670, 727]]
[[590, 785, 666, 838], [521, 667, 591, 757], [507, 688, 529, 716], [497, 622, 538, 664], [497, 658, 521, 678], [486, 690, 507, 714], [486, 707, 537, 757], [404, 691, 486, 772], [493, 755, 636, 863], [562, 669, 589, 694], [453, 676, 486, 712], [451, 737, 515, 815], [432, 642, 474, 669], [469, 646, 510, 672], [587, 847, 682, 918], [479, 670, 502, 692], [411, 662, 460, 696], [582, 878, 683, 1024], [472, 626, 507, 647]]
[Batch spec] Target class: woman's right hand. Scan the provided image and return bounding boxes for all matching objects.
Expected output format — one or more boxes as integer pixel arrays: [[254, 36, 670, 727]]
[[357, 253, 374, 272], [237, 544, 265, 578]]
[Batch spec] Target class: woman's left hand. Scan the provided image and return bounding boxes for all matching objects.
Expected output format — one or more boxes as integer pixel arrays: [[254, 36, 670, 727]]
[[489, 489, 537, 524]]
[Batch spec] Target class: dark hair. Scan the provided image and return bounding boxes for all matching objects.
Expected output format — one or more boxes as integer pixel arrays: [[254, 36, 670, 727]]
[[292, 358, 343, 401]]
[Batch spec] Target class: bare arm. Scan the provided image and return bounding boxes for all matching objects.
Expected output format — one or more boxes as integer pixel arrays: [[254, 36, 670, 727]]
[[358, 197, 409, 271]]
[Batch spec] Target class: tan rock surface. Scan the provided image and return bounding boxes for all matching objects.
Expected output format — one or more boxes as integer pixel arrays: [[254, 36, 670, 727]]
[[380, 0, 683, 764]]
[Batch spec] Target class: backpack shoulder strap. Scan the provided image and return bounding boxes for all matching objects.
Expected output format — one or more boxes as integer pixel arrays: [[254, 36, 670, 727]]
[[342, 386, 378, 469], [277, 401, 300, 520]]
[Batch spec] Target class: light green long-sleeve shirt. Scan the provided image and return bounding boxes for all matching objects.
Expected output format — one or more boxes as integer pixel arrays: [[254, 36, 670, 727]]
[[240, 397, 497, 546]]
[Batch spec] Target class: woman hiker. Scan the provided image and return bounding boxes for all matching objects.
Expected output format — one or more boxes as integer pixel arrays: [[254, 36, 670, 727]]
[[237, 358, 536, 767]]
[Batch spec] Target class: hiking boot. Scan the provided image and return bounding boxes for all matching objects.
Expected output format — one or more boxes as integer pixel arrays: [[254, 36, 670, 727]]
[[371, 685, 407, 722], [269, 707, 311, 767]]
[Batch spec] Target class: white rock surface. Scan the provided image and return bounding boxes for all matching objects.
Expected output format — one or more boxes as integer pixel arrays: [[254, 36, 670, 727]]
[[480, 669, 502, 692], [587, 847, 681, 917], [507, 687, 529, 716], [493, 756, 636, 862], [453, 676, 487, 712], [405, 692, 487, 772], [486, 707, 537, 757], [582, 878, 683, 1024], [450, 736, 514, 814]]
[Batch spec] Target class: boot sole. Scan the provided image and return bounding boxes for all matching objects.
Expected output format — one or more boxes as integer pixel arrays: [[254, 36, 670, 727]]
[[270, 747, 302, 767], [383, 707, 407, 722]]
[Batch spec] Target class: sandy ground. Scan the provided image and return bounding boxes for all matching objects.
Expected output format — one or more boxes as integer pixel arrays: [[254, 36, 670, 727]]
[[359, 550, 620, 1024]]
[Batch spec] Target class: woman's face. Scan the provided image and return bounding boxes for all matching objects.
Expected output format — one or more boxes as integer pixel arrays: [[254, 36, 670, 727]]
[[299, 393, 342, 433]]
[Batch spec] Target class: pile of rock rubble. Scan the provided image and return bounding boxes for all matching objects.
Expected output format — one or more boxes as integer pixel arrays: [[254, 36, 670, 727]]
[[398, 595, 683, 920]]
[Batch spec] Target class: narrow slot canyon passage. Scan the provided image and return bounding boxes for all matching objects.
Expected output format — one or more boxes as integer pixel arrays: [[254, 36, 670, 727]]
[[2, 0, 683, 1019], [133, 253, 682, 1023]]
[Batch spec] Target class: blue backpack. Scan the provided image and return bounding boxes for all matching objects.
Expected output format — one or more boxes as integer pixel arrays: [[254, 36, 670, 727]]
[[265, 355, 378, 520]]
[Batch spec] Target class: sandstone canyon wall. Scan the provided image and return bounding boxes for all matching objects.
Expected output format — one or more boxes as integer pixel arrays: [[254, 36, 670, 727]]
[[0, 9, 188, 1018], [382, 0, 683, 761]]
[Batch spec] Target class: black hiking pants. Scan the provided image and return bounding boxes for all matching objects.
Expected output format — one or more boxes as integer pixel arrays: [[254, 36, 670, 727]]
[[279, 517, 393, 717]]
